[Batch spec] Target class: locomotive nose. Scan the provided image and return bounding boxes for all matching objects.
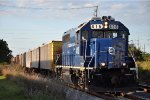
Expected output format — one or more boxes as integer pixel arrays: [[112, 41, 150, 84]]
[[90, 38, 113, 68], [90, 38, 126, 68]]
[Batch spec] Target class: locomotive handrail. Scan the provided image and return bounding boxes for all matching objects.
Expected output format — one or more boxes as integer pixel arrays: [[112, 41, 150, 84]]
[[129, 49, 139, 79], [87, 52, 95, 79], [82, 37, 87, 67]]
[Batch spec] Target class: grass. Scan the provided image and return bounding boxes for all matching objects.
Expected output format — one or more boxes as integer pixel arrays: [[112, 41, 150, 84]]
[[137, 61, 150, 70], [1, 65, 67, 100], [137, 61, 150, 83], [0, 75, 25, 100], [0, 75, 6, 79]]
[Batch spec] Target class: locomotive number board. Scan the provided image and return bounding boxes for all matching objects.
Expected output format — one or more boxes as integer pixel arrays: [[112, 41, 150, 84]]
[[91, 24, 119, 30]]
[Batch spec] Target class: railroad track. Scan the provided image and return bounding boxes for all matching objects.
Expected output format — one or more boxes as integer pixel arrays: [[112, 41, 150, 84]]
[[31, 73, 150, 100], [117, 84, 150, 100], [66, 83, 150, 100], [66, 83, 117, 100], [138, 84, 150, 93]]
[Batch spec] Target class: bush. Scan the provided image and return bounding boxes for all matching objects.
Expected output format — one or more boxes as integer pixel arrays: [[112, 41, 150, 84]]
[[137, 61, 150, 83]]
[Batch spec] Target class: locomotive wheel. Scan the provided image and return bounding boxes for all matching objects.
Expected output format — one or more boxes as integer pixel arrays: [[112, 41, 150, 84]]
[[111, 75, 120, 87], [71, 74, 78, 86], [83, 71, 89, 90]]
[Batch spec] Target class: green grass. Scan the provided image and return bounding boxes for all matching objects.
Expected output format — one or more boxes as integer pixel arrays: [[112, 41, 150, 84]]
[[137, 61, 150, 70], [137, 61, 150, 83], [0, 74, 64, 100], [0, 75, 25, 100], [0, 75, 6, 79], [1, 65, 67, 100]]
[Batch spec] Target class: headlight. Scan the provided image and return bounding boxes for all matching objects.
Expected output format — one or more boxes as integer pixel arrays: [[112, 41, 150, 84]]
[[122, 63, 126, 66], [104, 22, 108, 29], [101, 63, 106, 67], [104, 22, 108, 25]]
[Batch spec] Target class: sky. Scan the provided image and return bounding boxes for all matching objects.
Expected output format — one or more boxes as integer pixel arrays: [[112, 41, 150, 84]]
[[0, 0, 150, 56]]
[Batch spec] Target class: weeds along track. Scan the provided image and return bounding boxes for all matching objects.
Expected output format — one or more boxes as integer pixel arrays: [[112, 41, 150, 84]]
[[1, 65, 107, 100], [1, 66, 67, 100], [2, 65, 150, 100], [1, 65, 119, 100]]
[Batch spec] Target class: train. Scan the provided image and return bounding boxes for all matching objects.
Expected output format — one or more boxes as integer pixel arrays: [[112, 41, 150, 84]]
[[12, 16, 138, 92]]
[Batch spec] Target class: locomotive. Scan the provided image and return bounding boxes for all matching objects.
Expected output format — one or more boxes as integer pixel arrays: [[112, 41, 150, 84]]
[[56, 16, 138, 91], [12, 16, 138, 92]]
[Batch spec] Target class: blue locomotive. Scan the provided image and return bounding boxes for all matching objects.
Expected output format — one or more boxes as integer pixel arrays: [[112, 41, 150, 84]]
[[57, 16, 138, 91]]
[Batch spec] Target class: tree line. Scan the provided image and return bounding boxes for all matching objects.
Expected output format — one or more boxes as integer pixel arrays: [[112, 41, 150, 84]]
[[0, 39, 12, 64], [129, 44, 150, 61]]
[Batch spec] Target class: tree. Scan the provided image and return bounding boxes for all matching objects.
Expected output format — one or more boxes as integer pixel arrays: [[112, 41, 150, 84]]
[[129, 44, 143, 61], [0, 39, 12, 63]]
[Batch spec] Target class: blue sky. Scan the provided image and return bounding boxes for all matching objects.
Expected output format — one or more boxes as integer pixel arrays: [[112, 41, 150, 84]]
[[0, 0, 150, 56]]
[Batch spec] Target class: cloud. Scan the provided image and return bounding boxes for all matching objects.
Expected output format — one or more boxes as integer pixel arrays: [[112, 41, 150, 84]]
[[100, 1, 150, 24], [0, 0, 149, 24], [0, 0, 99, 20], [110, 3, 128, 10]]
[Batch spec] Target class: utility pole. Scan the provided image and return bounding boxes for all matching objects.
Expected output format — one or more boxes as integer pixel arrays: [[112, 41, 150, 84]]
[[94, 6, 98, 17], [135, 40, 139, 49], [144, 44, 145, 54], [148, 39, 150, 53], [137, 40, 139, 49]]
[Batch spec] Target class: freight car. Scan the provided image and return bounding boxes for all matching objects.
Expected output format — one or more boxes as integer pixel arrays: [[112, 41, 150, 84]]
[[12, 16, 138, 92], [16, 41, 62, 74], [38, 41, 62, 73]]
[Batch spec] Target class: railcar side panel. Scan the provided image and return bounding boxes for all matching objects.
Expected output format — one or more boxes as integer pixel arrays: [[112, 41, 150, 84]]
[[16, 55, 20, 65], [21, 54, 23, 67], [22, 53, 26, 67], [40, 44, 50, 70], [11, 57, 15, 64], [26, 51, 32, 68], [31, 48, 40, 68]]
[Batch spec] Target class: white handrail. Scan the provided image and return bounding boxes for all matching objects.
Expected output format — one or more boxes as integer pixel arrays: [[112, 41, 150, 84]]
[[87, 52, 95, 79], [129, 50, 138, 79]]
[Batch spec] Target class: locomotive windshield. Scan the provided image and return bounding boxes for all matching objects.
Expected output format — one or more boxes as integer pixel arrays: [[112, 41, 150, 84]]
[[82, 30, 89, 40], [92, 31, 127, 38]]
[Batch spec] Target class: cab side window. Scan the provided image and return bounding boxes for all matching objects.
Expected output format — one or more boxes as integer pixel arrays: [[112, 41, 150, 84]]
[[92, 31, 103, 38], [120, 31, 127, 38]]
